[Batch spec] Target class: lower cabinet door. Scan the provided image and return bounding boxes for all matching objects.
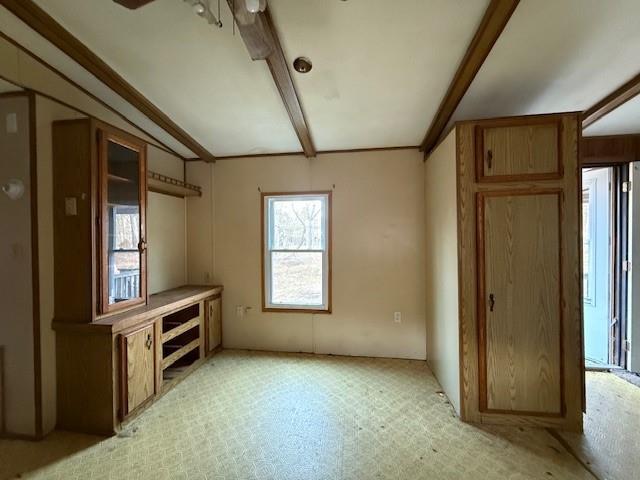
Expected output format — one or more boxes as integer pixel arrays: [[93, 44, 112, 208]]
[[207, 297, 222, 353], [477, 190, 563, 416], [120, 323, 156, 418]]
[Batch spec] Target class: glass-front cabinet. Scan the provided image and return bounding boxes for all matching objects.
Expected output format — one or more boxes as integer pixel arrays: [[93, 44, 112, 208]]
[[98, 129, 147, 314]]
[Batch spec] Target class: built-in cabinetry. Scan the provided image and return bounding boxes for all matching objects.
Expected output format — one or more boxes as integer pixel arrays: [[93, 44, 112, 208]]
[[51, 119, 222, 434], [425, 113, 583, 432]]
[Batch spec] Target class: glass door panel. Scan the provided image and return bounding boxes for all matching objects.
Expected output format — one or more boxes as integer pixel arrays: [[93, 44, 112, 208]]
[[100, 132, 146, 313]]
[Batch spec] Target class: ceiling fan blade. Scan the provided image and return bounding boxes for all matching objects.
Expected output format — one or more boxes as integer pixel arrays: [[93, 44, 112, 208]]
[[112, 0, 157, 9]]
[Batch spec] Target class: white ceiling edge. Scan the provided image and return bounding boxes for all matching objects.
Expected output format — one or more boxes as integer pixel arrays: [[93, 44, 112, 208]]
[[584, 93, 640, 137], [0, 5, 196, 158], [0, 77, 21, 93]]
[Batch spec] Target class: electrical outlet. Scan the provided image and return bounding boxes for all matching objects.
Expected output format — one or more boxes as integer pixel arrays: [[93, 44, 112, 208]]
[[236, 305, 244, 318], [394, 311, 402, 323]]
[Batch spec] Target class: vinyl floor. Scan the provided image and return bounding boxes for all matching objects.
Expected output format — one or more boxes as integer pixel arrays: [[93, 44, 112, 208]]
[[1, 350, 600, 480]]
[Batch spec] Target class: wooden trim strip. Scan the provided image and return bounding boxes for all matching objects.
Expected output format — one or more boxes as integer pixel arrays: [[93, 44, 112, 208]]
[[161, 317, 200, 344], [27, 91, 42, 437], [583, 71, 640, 129], [0, 0, 215, 162], [581, 134, 640, 166], [161, 339, 200, 370], [420, 0, 520, 154]]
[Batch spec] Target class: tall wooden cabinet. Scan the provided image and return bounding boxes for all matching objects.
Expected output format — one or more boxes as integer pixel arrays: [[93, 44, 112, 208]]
[[51, 119, 223, 434], [52, 118, 147, 323], [425, 113, 583, 432]]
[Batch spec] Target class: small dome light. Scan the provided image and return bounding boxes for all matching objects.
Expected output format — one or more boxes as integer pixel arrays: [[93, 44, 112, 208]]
[[293, 57, 312, 74]]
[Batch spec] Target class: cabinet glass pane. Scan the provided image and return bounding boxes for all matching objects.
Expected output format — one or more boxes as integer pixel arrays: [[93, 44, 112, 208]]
[[106, 141, 141, 305]]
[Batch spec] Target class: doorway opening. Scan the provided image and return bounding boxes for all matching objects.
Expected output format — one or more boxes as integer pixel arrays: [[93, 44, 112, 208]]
[[581, 164, 633, 370]]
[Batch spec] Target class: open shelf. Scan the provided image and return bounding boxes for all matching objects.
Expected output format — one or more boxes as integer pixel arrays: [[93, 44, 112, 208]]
[[147, 170, 201, 198], [160, 303, 202, 389]]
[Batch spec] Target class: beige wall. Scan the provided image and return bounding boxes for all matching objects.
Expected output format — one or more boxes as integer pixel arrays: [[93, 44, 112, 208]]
[[186, 161, 214, 285], [203, 149, 426, 359], [0, 95, 36, 435], [424, 131, 460, 413]]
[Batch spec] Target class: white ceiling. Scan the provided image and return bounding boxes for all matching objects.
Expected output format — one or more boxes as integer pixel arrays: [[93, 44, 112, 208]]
[[33, 0, 302, 157], [450, 0, 640, 133], [0, 78, 21, 93], [27, 0, 490, 156], [270, 0, 489, 151], [5, 0, 640, 155], [0, 4, 195, 157]]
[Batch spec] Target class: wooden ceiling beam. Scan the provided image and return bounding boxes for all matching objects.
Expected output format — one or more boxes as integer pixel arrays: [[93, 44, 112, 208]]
[[582, 72, 640, 129], [1, 0, 216, 162], [581, 134, 640, 166], [227, 2, 316, 157], [419, 0, 520, 155]]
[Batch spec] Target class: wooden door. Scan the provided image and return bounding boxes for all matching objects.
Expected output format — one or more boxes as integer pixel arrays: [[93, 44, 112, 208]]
[[477, 190, 563, 415], [207, 297, 222, 353], [476, 120, 561, 182], [120, 323, 156, 417]]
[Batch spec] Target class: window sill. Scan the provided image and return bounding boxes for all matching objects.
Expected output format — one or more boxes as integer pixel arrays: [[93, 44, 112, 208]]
[[262, 307, 332, 314]]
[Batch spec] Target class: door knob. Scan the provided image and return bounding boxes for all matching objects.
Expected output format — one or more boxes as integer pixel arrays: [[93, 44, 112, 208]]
[[489, 294, 495, 312]]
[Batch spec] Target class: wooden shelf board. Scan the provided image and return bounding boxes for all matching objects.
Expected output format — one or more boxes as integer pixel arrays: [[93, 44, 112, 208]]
[[161, 317, 200, 344], [161, 338, 200, 370]]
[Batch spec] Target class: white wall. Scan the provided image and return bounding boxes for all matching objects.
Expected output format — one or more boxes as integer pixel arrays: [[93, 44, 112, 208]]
[[424, 130, 460, 413], [196, 149, 426, 360], [147, 146, 187, 295], [0, 95, 36, 435]]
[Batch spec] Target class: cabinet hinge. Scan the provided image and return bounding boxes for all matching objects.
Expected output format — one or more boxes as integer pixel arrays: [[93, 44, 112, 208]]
[[622, 181, 632, 193]]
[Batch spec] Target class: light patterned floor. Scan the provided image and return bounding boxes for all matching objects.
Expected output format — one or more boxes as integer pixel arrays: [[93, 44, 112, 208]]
[[558, 372, 640, 480], [1, 350, 594, 480]]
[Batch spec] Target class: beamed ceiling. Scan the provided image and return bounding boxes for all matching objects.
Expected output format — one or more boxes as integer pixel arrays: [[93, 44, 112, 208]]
[[1, 0, 640, 160]]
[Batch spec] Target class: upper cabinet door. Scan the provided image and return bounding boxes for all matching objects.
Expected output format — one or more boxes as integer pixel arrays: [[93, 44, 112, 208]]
[[475, 119, 562, 182], [98, 129, 147, 314]]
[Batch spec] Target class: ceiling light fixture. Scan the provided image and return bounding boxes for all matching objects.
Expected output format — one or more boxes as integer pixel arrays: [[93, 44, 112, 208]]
[[244, 0, 267, 13], [293, 57, 312, 74], [183, 0, 222, 27]]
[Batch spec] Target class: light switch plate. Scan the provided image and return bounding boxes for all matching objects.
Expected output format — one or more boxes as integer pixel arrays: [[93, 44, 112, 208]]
[[65, 197, 77, 216], [6, 113, 17, 134]]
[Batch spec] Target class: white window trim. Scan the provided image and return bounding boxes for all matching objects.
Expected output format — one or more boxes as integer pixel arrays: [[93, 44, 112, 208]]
[[262, 192, 332, 313]]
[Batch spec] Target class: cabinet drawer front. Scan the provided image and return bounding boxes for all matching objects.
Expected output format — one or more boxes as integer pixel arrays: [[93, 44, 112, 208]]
[[476, 122, 561, 181], [121, 323, 156, 416], [477, 190, 563, 416]]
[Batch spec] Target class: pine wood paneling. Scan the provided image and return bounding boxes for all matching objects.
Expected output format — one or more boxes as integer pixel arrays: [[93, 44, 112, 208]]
[[479, 190, 563, 415], [476, 120, 561, 181]]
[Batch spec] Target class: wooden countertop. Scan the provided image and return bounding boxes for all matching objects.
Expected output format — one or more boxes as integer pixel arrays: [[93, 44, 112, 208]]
[[53, 285, 223, 334]]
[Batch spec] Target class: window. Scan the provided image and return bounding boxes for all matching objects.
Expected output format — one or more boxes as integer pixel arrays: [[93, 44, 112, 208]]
[[262, 192, 332, 313]]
